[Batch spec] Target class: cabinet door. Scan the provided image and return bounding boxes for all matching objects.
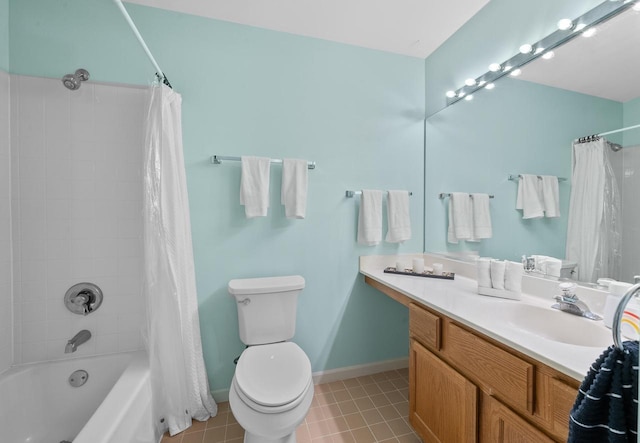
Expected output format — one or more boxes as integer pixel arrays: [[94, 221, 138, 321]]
[[481, 394, 554, 443], [409, 339, 477, 443]]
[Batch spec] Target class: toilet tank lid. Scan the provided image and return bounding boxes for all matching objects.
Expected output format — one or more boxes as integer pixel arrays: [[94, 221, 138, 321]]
[[228, 275, 305, 295]]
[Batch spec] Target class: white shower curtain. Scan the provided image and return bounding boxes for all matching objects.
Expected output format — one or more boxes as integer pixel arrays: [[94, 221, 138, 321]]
[[566, 138, 621, 283], [143, 84, 217, 436]]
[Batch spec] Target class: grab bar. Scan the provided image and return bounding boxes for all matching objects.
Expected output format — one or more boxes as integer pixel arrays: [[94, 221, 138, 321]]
[[612, 282, 640, 350]]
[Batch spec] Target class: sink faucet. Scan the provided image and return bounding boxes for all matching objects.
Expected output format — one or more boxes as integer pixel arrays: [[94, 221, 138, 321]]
[[551, 283, 601, 320], [65, 330, 92, 353]]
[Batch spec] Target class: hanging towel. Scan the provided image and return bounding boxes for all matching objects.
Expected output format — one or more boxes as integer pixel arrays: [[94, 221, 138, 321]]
[[385, 190, 411, 243], [540, 175, 560, 218], [568, 341, 638, 443], [471, 193, 493, 240], [240, 156, 271, 218], [357, 190, 383, 246], [516, 174, 544, 219], [447, 192, 473, 244], [281, 158, 308, 219]]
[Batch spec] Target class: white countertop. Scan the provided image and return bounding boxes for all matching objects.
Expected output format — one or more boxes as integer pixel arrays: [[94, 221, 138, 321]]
[[360, 254, 614, 381]]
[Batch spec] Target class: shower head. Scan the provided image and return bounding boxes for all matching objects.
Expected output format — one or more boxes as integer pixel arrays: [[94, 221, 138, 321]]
[[609, 142, 623, 152], [62, 69, 90, 90]]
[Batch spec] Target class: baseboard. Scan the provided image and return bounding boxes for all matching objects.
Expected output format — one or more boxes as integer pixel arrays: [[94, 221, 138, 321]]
[[211, 357, 409, 404]]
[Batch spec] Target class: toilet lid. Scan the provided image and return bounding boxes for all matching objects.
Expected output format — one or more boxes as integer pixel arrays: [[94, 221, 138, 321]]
[[236, 342, 311, 407]]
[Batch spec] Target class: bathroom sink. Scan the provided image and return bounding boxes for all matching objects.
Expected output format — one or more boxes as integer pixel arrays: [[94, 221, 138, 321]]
[[502, 303, 613, 348]]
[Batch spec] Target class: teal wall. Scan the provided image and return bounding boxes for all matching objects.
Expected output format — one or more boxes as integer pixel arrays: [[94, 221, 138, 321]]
[[9, 0, 425, 393], [0, 0, 8, 71], [425, 78, 621, 261], [623, 97, 640, 146]]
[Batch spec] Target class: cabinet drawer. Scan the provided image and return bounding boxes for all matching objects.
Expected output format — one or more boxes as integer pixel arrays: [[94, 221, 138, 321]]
[[409, 303, 441, 351], [550, 378, 577, 439], [446, 323, 534, 414]]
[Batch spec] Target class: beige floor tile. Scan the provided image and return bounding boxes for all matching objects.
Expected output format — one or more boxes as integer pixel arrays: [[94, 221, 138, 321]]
[[311, 436, 334, 443], [363, 383, 382, 396], [387, 417, 413, 436], [320, 403, 343, 419], [378, 404, 402, 421], [206, 412, 228, 429], [202, 426, 226, 443], [370, 393, 392, 408], [378, 439, 401, 443], [331, 431, 356, 443], [346, 385, 367, 399], [308, 419, 335, 438], [327, 380, 347, 392], [350, 427, 377, 443], [225, 439, 243, 443], [342, 377, 361, 389], [332, 389, 352, 403], [337, 399, 358, 415], [161, 432, 183, 443], [306, 406, 326, 424], [385, 390, 405, 404], [225, 423, 244, 440], [354, 397, 375, 411], [376, 380, 397, 393], [314, 391, 336, 406], [343, 412, 367, 430], [391, 378, 409, 389], [356, 375, 376, 386], [397, 433, 421, 443], [181, 430, 204, 443], [394, 401, 409, 418], [361, 408, 385, 426], [296, 423, 312, 442], [315, 383, 333, 394], [370, 422, 395, 441], [217, 402, 230, 413], [185, 420, 207, 434]]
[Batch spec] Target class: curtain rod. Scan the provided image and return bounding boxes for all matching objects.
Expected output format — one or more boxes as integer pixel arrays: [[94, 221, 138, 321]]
[[598, 122, 640, 137], [112, 0, 172, 88]]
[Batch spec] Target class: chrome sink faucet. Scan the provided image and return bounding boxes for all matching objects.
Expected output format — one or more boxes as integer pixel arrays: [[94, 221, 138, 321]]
[[65, 330, 92, 353], [551, 283, 602, 320]]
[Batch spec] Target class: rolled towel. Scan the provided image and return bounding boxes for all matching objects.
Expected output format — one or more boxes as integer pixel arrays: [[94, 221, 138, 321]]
[[471, 193, 492, 240], [540, 175, 560, 218], [447, 192, 472, 244], [490, 260, 506, 290], [357, 190, 383, 246], [545, 258, 562, 278], [505, 261, 523, 293], [281, 158, 308, 219], [516, 174, 544, 219], [240, 156, 271, 218], [385, 190, 411, 243], [477, 258, 492, 288]]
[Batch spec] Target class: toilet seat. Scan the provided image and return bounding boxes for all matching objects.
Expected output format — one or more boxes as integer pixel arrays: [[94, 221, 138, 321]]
[[235, 342, 312, 413]]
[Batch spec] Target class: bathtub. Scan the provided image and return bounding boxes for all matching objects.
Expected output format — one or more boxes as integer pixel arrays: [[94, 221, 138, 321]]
[[0, 350, 157, 443]]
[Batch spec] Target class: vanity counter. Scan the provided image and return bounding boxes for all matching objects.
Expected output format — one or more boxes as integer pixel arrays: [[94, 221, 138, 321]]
[[360, 254, 611, 382]]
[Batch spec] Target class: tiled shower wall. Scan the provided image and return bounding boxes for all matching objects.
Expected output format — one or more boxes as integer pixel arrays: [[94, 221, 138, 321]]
[[0, 70, 11, 374], [11, 75, 148, 364]]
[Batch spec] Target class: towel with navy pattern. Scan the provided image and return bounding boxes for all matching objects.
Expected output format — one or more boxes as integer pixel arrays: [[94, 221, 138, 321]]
[[568, 340, 638, 442]]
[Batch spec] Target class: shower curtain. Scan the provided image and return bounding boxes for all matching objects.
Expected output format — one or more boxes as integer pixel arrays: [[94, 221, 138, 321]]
[[566, 138, 621, 283], [143, 84, 217, 436]]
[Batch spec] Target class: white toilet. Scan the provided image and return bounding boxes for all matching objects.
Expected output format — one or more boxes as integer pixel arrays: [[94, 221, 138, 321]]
[[228, 275, 314, 443]]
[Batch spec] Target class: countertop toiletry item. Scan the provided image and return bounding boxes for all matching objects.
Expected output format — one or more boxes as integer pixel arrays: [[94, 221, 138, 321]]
[[412, 258, 425, 274], [477, 257, 492, 288], [504, 261, 523, 293], [490, 260, 506, 290], [432, 263, 443, 275]]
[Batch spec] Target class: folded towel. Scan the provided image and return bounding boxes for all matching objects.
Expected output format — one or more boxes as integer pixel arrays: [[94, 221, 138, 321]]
[[447, 192, 473, 244], [476, 258, 492, 288], [471, 193, 492, 240], [281, 158, 308, 219], [532, 254, 549, 274], [540, 175, 560, 218], [568, 341, 638, 443], [240, 156, 271, 218], [385, 190, 411, 243], [504, 261, 523, 293], [516, 174, 544, 219], [357, 190, 383, 246], [545, 257, 562, 278], [490, 260, 506, 290]]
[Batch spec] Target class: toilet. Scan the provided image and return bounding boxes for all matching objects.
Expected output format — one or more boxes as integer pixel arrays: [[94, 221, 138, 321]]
[[228, 275, 314, 443]]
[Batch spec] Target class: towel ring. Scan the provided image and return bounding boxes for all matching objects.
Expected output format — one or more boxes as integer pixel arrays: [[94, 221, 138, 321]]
[[611, 283, 640, 350]]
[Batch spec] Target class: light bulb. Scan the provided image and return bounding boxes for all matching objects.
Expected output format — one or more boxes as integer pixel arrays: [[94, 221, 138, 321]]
[[465, 78, 476, 86], [519, 44, 533, 54], [510, 69, 522, 77], [542, 51, 555, 60], [478, 80, 486, 86], [485, 83, 495, 90], [582, 28, 597, 38], [458, 92, 466, 98], [633, 2, 640, 11], [557, 19, 574, 30], [503, 65, 513, 72], [446, 90, 456, 98], [534, 47, 545, 54], [488, 63, 502, 72], [464, 95, 473, 101]]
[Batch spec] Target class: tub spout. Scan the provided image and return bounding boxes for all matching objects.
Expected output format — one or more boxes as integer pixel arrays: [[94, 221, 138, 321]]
[[65, 329, 92, 353]]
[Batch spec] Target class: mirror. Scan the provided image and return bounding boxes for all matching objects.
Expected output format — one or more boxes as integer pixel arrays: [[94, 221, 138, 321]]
[[424, 5, 640, 285]]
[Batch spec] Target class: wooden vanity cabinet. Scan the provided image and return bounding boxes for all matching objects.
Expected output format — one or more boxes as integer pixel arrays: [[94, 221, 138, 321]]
[[405, 297, 580, 443]]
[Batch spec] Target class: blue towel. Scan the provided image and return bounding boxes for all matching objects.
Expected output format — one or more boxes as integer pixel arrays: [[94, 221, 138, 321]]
[[568, 341, 638, 442]]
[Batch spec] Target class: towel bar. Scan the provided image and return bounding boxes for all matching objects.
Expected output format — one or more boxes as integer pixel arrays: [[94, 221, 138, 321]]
[[345, 190, 413, 198], [439, 193, 494, 199], [508, 174, 567, 182], [611, 283, 640, 350], [211, 155, 316, 170]]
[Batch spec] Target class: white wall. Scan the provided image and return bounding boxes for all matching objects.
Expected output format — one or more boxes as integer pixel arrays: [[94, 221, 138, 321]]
[[11, 75, 147, 364], [0, 70, 12, 374], [621, 145, 640, 282]]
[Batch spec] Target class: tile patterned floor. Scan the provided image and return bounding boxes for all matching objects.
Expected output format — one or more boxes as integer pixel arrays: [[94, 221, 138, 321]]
[[161, 368, 422, 443]]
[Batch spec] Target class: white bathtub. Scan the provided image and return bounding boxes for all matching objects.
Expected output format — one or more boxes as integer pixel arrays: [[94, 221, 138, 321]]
[[0, 351, 157, 443]]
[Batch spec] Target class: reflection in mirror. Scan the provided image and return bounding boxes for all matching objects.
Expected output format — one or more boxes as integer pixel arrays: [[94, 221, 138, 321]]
[[424, 5, 640, 285]]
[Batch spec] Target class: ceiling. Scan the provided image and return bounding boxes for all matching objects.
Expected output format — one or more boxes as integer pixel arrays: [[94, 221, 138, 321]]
[[517, 7, 640, 103], [125, 0, 490, 58]]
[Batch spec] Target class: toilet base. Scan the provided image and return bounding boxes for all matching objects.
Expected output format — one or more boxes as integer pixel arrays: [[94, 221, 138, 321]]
[[244, 430, 296, 443]]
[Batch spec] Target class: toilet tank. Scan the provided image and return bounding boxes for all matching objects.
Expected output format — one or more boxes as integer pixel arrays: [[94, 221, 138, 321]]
[[228, 275, 305, 345]]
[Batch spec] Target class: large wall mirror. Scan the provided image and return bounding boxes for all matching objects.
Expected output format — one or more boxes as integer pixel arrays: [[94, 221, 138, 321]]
[[424, 4, 640, 285]]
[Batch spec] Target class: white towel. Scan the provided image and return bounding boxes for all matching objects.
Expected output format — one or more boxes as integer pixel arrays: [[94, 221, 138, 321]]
[[385, 190, 411, 243], [240, 156, 271, 218], [476, 257, 492, 288], [545, 258, 562, 278], [281, 158, 308, 219], [540, 175, 560, 218], [516, 174, 544, 219], [357, 190, 383, 246], [490, 260, 506, 289], [471, 193, 492, 240], [504, 261, 523, 293], [447, 192, 473, 244]]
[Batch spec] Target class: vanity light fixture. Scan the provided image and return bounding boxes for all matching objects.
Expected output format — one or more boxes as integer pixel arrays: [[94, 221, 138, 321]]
[[510, 69, 522, 77], [582, 28, 598, 37], [485, 83, 495, 90], [464, 95, 474, 101], [444, 0, 633, 107]]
